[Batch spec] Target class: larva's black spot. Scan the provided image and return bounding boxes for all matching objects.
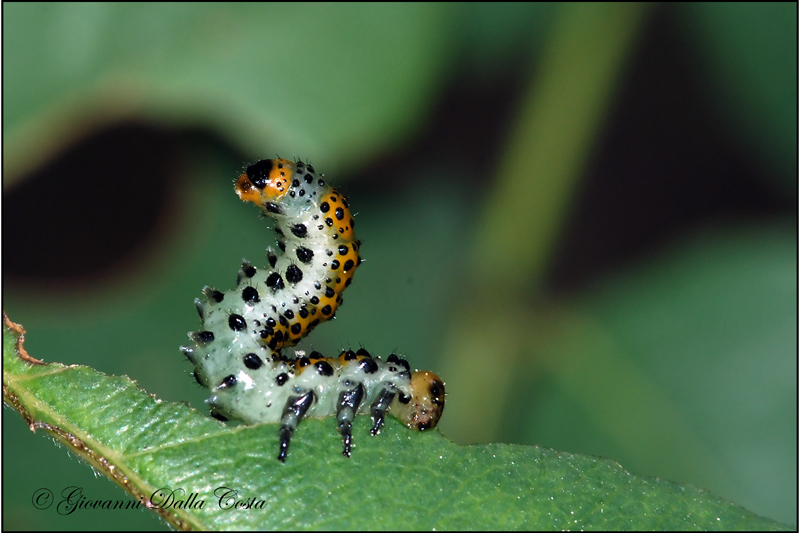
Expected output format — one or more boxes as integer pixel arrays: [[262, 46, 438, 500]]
[[204, 288, 224, 303], [268, 338, 279, 350], [305, 175, 313, 184], [278, 315, 288, 327], [320, 201, 330, 213], [284, 309, 295, 319], [242, 286, 260, 303], [318, 179, 324, 186], [310, 318, 320, 328], [268, 252, 277, 267], [357, 256, 363, 266], [307, 165, 315, 173], [345, 278, 352, 287], [266, 202, 282, 214], [296, 247, 314, 264], [397, 358, 411, 372], [356, 348, 371, 357], [325, 287, 335, 298], [335, 207, 344, 220], [274, 330, 284, 342], [266, 317, 277, 328], [429, 382, 444, 400], [266, 272, 285, 290], [192, 371, 203, 386], [220, 374, 237, 388], [321, 305, 332, 316], [194, 331, 214, 344], [277, 241, 286, 252], [259, 329, 273, 339], [275, 227, 284, 237], [350, 217, 355, 228], [338, 245, 348, 256], [298, 356, 311, 367], [342, 198, 349, 208], [299, 189, 305, 197], [291, 224, 307, 238], [244, 353, 263, 370], [325, 217, 333, 227], [344, 350, 358, 360], [291, 323, 302, 335], [285, 264, 303, 284], [292, 179, 300, 187], [398, 392, 410, 405], [359, 358, 378, 374], [343, 259, 354, 272], [229, 314, 246, 331], [211, 412, 229, 422], [242, 262, 257, 278], [310, 296, 320, 305], [315, 361, 334, 376], [298, 308, 309, 319], [276, 373, 289, 386], [330, 260, 340, 270], [246, 159, 273, 189]]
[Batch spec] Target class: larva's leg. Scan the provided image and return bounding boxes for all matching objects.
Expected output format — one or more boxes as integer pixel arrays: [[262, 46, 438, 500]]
[[278, 392, 315, 462], [336, 383, 365, 457], [369, 388, 396, 436]]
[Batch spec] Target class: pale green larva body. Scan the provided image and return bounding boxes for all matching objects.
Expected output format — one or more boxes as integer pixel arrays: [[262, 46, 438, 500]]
[[181, 158, 445, 461]]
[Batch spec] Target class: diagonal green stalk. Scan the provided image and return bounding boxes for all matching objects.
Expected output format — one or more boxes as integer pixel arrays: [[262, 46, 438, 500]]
[[440, 3, 648, 443]]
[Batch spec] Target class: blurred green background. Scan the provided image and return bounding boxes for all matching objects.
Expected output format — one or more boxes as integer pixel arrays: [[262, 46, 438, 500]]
[[3, 3, 796, 530]]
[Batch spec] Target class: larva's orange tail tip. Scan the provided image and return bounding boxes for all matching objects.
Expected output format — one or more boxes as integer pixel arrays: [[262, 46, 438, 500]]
[[395, 371, 446, 431]]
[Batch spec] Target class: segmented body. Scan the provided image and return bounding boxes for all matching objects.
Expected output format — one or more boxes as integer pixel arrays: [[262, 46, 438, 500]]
[[181, 158, 444, 461]]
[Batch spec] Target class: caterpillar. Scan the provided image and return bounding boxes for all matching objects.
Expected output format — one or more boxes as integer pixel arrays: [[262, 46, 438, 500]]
[[181, 158, 445, 462]]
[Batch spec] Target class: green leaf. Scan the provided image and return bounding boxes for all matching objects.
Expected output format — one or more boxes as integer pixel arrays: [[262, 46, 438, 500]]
[[3, 315, 789, 530], [3, 3, 453, 183]]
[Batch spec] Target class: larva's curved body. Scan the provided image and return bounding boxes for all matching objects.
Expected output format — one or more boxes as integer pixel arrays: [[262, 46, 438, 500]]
[[181, 158, 444, 461]]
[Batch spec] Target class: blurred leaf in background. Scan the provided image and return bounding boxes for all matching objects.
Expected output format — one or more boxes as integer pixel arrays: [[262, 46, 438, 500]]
[[3, 2, 796, 530]]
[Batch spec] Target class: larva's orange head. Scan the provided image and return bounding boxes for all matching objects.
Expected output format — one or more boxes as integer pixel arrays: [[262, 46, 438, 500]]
[[394, 371, 445, 431], [236, 158, 295, 207]]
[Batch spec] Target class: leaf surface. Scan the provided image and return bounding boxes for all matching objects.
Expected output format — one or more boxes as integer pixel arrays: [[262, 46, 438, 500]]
[[3, 315, 788, 530]]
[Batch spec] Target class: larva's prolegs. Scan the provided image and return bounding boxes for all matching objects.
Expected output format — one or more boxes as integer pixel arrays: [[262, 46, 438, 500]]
[[278, 392, 315, 463], [369, 388, 396, 436], [336, 383, 364, 457]]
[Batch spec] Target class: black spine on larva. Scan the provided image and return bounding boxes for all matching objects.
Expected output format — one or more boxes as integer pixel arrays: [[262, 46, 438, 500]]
[[266, 272, 285, 290], [285, 264, 303, 283], [242, 286, 260, 303]]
